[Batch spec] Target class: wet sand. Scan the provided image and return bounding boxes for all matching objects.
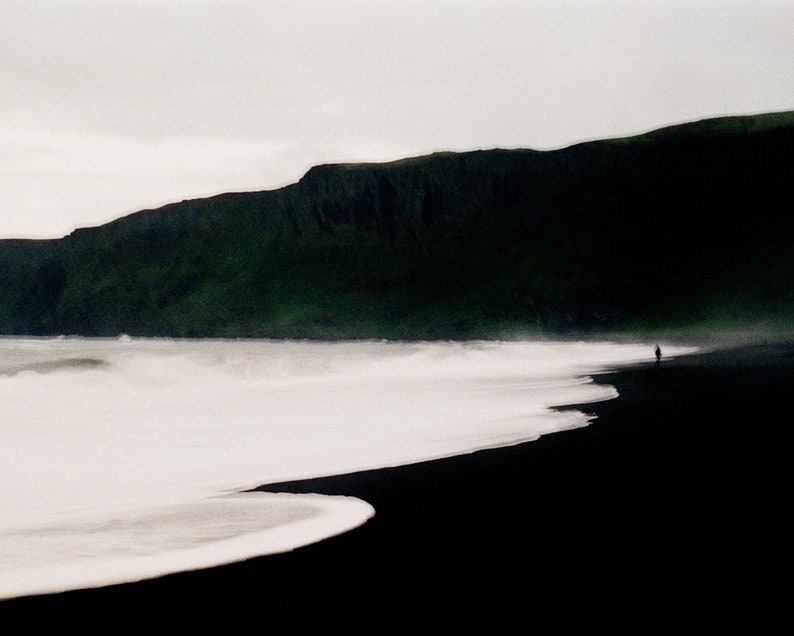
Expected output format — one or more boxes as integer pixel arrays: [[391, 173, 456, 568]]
[[3, 340, 791, 630]]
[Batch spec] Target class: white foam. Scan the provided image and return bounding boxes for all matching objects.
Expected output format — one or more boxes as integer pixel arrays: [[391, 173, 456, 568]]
[[0, 337, 697, 598], [0, 492, 373, 599]]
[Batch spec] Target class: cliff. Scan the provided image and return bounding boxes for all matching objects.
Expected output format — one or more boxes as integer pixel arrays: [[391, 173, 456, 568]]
[[1, 111, 792, 339]]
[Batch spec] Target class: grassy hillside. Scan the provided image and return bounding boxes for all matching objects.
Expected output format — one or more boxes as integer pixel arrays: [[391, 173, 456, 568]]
[[1, 111, 792, 339]]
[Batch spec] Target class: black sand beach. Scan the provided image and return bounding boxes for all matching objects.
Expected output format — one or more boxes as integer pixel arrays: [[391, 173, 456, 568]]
[[3, 340, 791, 630]]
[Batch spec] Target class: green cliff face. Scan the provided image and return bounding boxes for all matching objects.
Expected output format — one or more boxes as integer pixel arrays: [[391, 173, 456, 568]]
[[2, 111, 793, 339]]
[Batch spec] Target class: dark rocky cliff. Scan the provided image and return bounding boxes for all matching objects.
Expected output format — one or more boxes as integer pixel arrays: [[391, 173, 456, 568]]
[[1, 111, 792, 339]]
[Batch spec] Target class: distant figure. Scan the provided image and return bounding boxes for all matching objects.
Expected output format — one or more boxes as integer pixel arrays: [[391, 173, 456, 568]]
[[655, 344, 662, 366]]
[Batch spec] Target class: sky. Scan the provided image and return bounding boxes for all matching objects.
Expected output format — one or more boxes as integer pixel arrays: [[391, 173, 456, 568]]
[[1, 0, 792, 239]]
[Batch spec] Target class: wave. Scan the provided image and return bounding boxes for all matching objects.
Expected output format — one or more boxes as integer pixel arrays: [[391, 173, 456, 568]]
[[0, 357, 109, 376], [0, 337, 698, 599]]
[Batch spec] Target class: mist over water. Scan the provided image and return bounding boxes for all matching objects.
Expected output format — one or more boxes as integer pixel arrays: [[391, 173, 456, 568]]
[[0, 337, 696, 599]]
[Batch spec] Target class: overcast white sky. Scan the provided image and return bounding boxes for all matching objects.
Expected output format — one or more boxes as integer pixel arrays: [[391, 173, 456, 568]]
[[1, 0, 792, 239]]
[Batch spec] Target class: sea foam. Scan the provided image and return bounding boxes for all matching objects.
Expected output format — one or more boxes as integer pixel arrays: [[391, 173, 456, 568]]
[[0, 337, 697, 598]]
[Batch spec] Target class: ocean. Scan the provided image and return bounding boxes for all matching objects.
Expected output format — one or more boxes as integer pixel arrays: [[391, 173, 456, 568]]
[[0, 336, 696, 599]]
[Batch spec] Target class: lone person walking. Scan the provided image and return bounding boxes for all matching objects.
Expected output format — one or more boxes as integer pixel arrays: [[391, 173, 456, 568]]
[[655, 344, 662, 366]]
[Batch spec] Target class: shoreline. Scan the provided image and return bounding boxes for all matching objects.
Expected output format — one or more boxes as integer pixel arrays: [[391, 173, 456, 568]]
[[2, 339, 790, 628]]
